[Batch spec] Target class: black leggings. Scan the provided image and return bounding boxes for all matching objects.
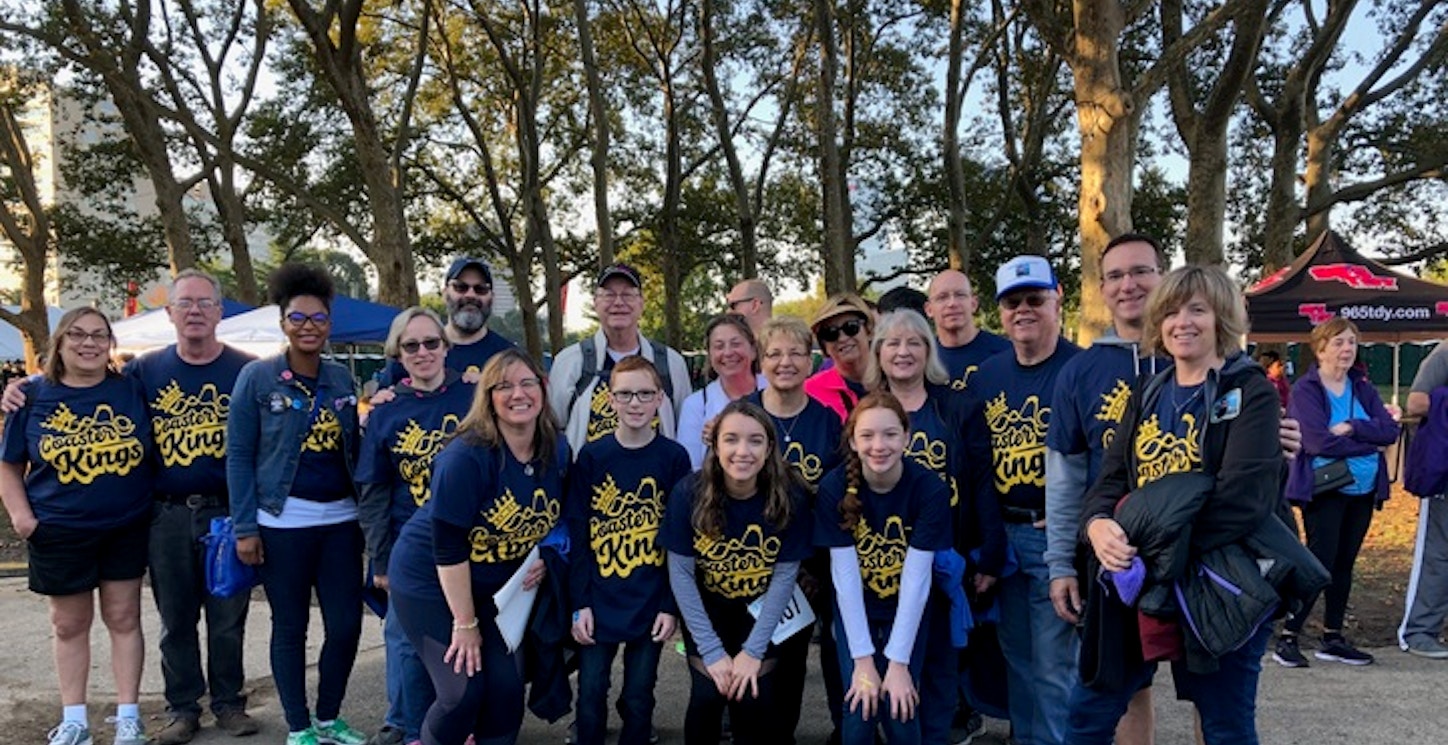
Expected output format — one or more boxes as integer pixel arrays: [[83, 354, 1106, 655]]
[[684, 661, 783, 745], [392, 592, 523, 745], [1285, 491, 1375, 633]]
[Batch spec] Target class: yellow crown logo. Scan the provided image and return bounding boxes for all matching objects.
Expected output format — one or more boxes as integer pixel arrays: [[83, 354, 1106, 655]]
[[984, 392, 1009, 423], [1097, 380, 1132, 425], [593, 474, 622, 515], [155, 381, 187, 414], [484, 490, 522, 528], [42, 403, 78, 432]]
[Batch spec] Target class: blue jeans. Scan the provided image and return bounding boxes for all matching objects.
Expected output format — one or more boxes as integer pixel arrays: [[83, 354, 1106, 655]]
[[384, 605, 433, 741], [575, 634, 663, 745], [149, 501, 251, 719], [258, 523, 364, 732], [998, 523, 1077, 745], [1064, 660, 1156, 744], [1172, 624, 1271, 745], [833, 613, 927, 745]]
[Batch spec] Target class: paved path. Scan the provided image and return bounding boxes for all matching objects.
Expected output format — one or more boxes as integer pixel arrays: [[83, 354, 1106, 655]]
[[0, 578, 1442, 744]]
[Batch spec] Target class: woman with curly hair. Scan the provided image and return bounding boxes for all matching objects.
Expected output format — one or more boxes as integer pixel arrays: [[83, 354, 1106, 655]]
[[660, 399, 813, 744]]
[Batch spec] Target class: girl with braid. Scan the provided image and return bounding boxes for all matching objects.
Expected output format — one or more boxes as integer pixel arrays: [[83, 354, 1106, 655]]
[[814, 392, 952, 745]]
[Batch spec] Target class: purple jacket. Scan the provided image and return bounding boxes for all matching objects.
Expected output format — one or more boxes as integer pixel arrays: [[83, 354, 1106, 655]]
[[1284, 365, 1400, 504]]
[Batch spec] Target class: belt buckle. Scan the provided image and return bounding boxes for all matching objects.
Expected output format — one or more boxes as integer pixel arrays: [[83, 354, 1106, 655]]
[[185, 494, 206, 510]]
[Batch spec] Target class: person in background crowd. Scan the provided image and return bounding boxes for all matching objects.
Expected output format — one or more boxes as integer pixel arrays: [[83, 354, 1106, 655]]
[[548, 263, 692, 452], [805, 294, 875, 422], [661, 400, 813, 745], [227, 264, 366, 745], [877, 287, 928, 317], [376, 258, 514, 388], [925, 269, 1010, 391], [1276, 318, 1399, 667], [726, 279, 775, 335], [1077, 265, 1283, 745], [1260, 350, 1291, 410], [1046, 234, 1166, 745], [677, 314, 763, 469], [1, 308, 153, 745], [357, 308, 476, 745], [129, 271, 259, 744], [816, 392, 951, 745], [747, 316, 845, 743], [568, 356, 692, 745], [962, 255, 1078, 745], [1400, 336, 1448, 659], [387, 350, 567, 745]]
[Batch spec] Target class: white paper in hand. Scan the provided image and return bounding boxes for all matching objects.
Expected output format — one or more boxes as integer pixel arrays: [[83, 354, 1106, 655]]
[[493, 545, 541, 653], [746, 584, 816, 645]]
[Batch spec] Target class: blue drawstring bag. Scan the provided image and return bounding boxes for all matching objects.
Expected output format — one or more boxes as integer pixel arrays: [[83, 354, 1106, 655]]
[[205, 516, 259, 598]]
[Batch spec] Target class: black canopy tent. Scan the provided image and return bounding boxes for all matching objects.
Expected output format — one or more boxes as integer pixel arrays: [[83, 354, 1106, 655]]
[[1246, 230, 1448, 396]]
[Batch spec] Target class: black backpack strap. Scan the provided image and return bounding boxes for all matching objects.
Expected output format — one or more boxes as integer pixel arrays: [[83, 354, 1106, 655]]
[[648, 340, 678, 410], [570, 336, 598, 415]]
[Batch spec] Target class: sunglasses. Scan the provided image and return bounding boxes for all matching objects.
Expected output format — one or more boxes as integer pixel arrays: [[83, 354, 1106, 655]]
[[399, 337, 444, 355], [285, 311, 331, 327], [449, 280, 491, 296], [1000, 293, 1051, 311], [818, 318, 866, 343]]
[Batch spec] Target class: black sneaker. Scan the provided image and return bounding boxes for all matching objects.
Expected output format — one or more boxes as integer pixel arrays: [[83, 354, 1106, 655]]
[[1273, 634, 1310, 667], [1316, 636, 1374, 665]]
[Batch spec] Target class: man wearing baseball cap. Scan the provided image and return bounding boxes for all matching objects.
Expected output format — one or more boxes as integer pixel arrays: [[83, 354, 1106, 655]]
[[961, 254, 1081, 745], [376, 257, 515, 387], [548, 263, 692, 452], [803, 293, 875, 421]]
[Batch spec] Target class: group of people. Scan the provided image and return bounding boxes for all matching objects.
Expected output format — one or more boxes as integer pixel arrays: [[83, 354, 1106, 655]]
[[1, 236, 1438, 745]]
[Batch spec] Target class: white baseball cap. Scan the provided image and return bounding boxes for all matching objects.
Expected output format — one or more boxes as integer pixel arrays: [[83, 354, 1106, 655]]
[[995, 255, 1058, 300]]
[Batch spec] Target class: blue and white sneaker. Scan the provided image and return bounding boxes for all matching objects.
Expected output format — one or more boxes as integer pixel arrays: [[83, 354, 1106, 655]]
[[48, 722, 93, 745]]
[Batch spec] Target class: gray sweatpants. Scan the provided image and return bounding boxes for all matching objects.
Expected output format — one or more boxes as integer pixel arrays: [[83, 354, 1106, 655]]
[[1398, 496, 1448, 647]]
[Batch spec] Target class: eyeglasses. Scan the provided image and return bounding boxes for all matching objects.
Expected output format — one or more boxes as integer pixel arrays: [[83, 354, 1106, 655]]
[[285, 311, 331, 327], [611, 389, 659, 403], [817, 319, 866, 343], [399, 337, 444, 355], [1102, 265, 1160, 285], [449, 280, 492, 296], [595, 290, 642, 304], [999, 292, 1051, 311], [64, 329, 111, 344], [171, 298, 220, 311], [727, 296, 756, 311], [929, 290, 972, 303], [763, 350, 812, 362], [491, 377, 542, 395]]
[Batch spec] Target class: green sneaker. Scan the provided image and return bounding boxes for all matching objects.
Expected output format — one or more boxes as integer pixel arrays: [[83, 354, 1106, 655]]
[[313, 719, 366, 745], [285, 730, 319, 745]]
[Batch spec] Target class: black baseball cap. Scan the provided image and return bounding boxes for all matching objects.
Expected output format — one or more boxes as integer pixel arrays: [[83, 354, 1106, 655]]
[[596, 263, 642, 288], [445, 257, 494, 286]]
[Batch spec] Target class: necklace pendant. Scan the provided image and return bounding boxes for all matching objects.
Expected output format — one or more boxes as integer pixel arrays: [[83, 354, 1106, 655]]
[[784, 434, 791, 443], [524, 463, 535, 477]]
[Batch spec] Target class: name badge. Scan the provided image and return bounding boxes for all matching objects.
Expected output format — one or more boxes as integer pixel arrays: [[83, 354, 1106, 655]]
[[746, 584, 816, 645], [268, 392, 287, 414], [1211, 388, 1242, 423]]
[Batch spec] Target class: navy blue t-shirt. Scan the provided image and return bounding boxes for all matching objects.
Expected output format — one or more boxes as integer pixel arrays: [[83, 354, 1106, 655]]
[[388, 434, 569, 604], [745, 392, 843, 487], [814, 461, 951, 620], [126, 344, 254, 496], [567, 434, 692, 643], [938, 330, 1011, 391], [1047, 343, 1164, 490], [661, 472, 812, 654], [356, 380, 475, 528], [1134, 378, 1208, 489], [1, 376, 153, 529], [287, 373, 355, 501], [377, 331, 515, 386], [905, 390, 968, 508], [965, 340, 1081, 509]]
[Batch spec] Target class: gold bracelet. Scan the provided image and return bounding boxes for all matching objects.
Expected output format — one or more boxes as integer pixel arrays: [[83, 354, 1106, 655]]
[[452, 618, 479, 631]]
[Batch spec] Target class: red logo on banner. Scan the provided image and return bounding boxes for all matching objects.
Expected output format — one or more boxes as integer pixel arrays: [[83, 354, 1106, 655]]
[[1299, 303, 1335, 324], [1308, 264, 1399, 290], [1436, 301, 1448, 317]]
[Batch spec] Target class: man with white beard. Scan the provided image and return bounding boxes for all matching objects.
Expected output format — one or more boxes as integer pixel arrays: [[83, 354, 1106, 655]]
[[376, 257, 515, 386]]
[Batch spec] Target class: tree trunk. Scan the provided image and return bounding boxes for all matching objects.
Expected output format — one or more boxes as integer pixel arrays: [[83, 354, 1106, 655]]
[[701, 0, 758, 277], [815, 0, 850, 295], [1260, 112, 1304, 272], [0, 101, 54, 369], [572, 0, 614, 268], [943, 0, 968, 271], [1302, 114, 1335, 245], [1182, 135, 1229, 265], [661, 76, 685, 349]]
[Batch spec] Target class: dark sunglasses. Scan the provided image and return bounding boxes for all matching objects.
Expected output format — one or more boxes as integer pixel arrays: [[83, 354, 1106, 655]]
[[818, 318, 866, 343], [285, 311, 331, 327], [450, 280, 491, 296], [399, 337, 444, 355], [1000, 293, 1050, 311]]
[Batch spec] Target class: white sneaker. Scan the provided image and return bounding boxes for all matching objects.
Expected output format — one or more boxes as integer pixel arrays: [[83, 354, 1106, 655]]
[[49, 722, 93, 745], [109, 716, 146, 745]]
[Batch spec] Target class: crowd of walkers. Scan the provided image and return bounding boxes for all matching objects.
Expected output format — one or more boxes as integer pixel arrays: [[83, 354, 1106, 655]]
[[5, 237, 1442, 745]]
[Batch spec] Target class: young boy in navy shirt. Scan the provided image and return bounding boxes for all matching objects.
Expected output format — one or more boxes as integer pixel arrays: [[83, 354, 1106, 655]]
[[567, 356, 692, 745]]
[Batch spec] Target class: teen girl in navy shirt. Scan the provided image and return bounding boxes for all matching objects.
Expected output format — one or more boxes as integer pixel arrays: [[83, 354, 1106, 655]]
[[661, 399, 812, 745], [387, 349, 568, 745], [356, 307, 475, 745], [567, 355, 692, 745], [815, 392, 952, 745], [1, 308, 153, 745]]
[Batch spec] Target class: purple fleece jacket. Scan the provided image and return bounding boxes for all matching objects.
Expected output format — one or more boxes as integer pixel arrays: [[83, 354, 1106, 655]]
[[1283, 365, 1400, 504]]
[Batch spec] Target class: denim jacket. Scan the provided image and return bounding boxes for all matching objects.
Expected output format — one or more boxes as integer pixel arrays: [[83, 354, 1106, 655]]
[[226, 353, 360, 537]]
